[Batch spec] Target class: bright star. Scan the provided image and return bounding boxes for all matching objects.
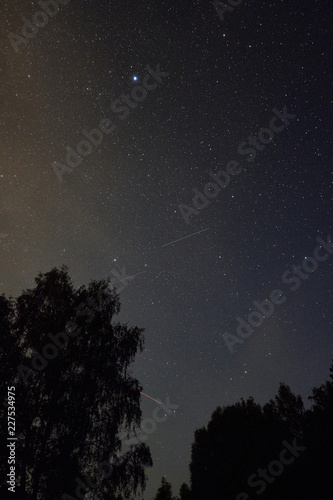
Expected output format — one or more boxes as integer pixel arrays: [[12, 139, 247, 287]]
[[133, 76, 138, 81]]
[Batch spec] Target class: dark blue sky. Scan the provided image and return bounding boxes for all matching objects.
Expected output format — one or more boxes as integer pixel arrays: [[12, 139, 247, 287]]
[[0, 0, 332, 497]]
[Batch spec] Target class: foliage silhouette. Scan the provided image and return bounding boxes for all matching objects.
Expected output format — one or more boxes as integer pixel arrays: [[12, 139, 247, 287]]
[[178, 482, 192, 500], [153, 476, 176, 500], [0, 266, 152, 500], [187, 366, 333, 500], [153, 362, 333, 500]]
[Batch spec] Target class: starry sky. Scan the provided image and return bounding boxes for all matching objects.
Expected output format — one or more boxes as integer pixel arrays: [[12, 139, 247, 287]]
[[0, 0, 332, 497]]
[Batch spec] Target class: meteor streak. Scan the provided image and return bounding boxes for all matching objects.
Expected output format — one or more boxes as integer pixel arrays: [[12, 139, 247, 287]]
[[140, 391, 162, 404]]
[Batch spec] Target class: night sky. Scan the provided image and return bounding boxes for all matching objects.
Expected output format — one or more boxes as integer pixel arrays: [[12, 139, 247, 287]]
[[1, 0, 332, 497]]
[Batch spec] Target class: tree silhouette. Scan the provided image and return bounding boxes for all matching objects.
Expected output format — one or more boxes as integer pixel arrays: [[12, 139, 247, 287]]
[[0, 266, 152, 499], [263, 383, 305, 440], [179, 482, 192, 500], [304, 361, 333, 497], [188, 363, 333, 500], [153, 476, 176, 500], [190, 397, 280, 500]]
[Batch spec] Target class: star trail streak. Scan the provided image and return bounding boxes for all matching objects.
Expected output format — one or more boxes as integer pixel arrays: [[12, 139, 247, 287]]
[[140, 392, 162, 405]]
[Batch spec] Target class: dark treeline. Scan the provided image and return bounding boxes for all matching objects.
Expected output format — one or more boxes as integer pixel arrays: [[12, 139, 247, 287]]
[[154, 363, 333, 500], [0, 266, 332, 500]]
